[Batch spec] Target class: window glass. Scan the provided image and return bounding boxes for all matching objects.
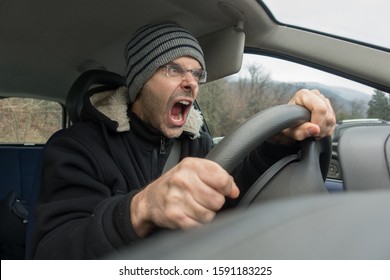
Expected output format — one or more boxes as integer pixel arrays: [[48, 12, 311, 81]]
[[0, 97, 63, 144], [198, 53, 389, 179], [261, 0, 390, 49], [199, 54, 385, 138]]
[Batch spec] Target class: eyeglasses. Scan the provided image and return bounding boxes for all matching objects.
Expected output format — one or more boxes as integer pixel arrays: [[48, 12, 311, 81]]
[[160, 63, 207, 84]]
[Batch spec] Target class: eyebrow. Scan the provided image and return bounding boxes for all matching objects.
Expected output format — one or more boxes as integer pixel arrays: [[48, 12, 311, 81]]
[[167, 61, 202, 70]]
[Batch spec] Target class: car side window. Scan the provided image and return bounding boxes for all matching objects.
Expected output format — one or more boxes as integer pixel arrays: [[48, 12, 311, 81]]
[[198, 53, 388, 179], [0, 97, 64, 144]]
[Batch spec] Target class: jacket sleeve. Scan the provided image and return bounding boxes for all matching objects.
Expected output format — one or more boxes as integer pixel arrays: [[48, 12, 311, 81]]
[[30, 129, 141, 259]]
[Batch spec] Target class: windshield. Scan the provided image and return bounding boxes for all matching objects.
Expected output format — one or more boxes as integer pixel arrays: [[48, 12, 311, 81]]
[[261, 0, 390, 49]]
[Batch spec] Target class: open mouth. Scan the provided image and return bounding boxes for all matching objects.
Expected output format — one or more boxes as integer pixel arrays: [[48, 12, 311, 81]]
[[169, 99, 192, 126]]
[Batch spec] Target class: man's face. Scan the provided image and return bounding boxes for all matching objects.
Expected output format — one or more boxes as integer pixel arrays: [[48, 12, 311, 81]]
[[131, 57, 201, 138]]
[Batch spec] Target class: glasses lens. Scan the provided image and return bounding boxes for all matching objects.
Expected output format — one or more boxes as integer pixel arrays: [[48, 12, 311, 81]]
[[163, 64, 207, 83], [194, 70, 207, 83], [166, 64, 182, 78]]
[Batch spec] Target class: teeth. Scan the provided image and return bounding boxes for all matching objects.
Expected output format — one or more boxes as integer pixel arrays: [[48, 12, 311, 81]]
[[179, 100, 190, 105]]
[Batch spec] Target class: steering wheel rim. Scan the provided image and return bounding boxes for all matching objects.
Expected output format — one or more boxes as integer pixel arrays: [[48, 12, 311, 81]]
[[206, 104, 331, 206]]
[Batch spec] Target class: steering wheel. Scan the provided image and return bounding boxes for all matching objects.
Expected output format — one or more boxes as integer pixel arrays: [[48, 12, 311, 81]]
[[206, 104, 331, 207]]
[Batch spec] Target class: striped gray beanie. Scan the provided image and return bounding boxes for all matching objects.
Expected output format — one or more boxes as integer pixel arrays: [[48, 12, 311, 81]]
[[124, 22, 205, 103]]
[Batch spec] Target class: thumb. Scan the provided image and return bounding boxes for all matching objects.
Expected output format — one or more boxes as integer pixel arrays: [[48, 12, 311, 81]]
[[228, 183, 240, 199]]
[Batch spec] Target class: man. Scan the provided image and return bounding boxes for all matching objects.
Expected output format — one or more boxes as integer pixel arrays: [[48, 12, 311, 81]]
[[30, 22, 335, 259]]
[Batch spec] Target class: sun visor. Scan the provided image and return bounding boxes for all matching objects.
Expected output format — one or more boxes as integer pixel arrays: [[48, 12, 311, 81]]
[[198, 25, 245, 82]]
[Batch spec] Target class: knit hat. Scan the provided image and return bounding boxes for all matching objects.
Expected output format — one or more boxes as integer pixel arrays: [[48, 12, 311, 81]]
[[124, 22, 206, 103]]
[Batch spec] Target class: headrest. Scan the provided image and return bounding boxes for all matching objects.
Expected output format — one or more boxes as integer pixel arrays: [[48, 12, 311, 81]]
[[66, 70, 125, 123]]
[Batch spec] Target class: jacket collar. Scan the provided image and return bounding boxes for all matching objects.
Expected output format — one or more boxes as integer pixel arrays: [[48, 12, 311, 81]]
[[89, 86, 204, 139]]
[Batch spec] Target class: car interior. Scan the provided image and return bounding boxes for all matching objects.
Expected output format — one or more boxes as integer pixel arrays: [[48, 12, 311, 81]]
[[1, 0, 390, 260]]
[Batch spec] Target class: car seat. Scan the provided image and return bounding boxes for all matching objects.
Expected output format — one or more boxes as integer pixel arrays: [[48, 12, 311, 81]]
[[24, 70, 126, 259], [66, 70, 126, 123]]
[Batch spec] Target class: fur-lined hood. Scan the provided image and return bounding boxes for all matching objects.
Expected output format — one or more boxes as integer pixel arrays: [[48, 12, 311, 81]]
[[89, 86, 204, 138]]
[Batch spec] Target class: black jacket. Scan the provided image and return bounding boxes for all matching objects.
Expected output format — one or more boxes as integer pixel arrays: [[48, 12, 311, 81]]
[[31, 86, 296, 259]]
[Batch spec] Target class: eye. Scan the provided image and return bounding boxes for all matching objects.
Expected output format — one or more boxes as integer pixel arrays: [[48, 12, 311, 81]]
[[192, 70, 203, 79], [193, 70, 207, 82], [168, 64, 183, 75]]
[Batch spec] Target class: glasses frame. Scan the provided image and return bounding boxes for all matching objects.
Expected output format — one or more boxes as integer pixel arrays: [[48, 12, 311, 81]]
[[160, 63, 207, 84]]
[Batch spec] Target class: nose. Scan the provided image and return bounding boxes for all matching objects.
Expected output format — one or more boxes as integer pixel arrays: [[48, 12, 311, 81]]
[[180, 71, 199, 92]]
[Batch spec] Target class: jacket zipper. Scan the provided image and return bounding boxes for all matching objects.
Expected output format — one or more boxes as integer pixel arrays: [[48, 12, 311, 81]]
[[160, 137, 166, 155], [154, 136, 166, 177]]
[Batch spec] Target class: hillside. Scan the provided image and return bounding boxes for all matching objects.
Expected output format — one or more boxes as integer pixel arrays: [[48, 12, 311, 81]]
[[268, 81, 373, 115], [302, 82, 372, 103]]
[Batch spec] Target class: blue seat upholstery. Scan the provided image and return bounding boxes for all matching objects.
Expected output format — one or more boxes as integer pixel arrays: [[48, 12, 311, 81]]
[[24, 130, 64, 259], [0, 145, 43, 259], [0, 146, 43, 202]]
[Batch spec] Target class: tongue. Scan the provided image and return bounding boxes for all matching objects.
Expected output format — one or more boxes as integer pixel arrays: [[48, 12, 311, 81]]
[[171, 103, 183, 120]]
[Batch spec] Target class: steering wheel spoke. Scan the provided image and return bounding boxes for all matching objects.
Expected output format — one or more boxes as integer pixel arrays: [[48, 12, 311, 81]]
[[206, 104, 331, 206]]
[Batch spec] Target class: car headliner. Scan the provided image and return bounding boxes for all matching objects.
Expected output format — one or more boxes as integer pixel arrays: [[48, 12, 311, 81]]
[[1, 0, 389, 104]]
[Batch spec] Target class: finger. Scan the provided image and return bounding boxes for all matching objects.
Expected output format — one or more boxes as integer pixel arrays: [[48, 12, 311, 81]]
[[196, 160, 239, 197], [182, 192, 218, 224], [196, 188, 227, 211], [190, 178, 239, 208], [283, 122, 320, 141], [165, 161, 227, 211], [289, 89, 336, 138], [179, 158, 238, 198], [160, 206, 203, 230], [228, 183, 240, 199], [163, 191, 217, 227], [185, 176, 227, 211], [148, 188, 209, 229]]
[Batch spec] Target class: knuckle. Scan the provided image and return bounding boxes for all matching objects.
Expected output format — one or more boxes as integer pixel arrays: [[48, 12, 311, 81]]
[[298, 88, 309, 93], [328, 114, 336, 126], [165, 207, 184, 224], [178, 157, 194, 169], [315, 105, 328, 115], [211, 170, 226, 184], [169, 172, 186, 186], [204, 160, 221, 173], [203, 210, 216, 223], [208, 192, 226, 209], [312, 89, 321, 95]]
